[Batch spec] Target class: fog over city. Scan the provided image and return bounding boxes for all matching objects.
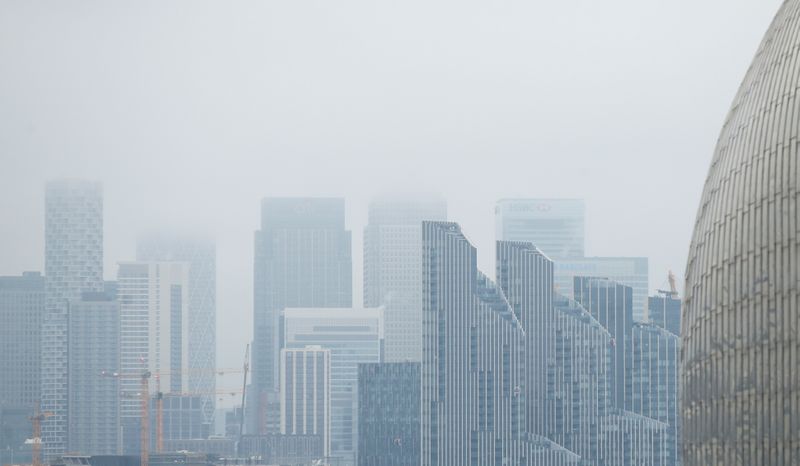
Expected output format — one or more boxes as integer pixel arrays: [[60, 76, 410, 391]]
[[0, 0, 782, 379]]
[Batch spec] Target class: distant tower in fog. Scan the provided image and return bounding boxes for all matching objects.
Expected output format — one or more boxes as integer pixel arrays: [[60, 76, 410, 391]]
[[495, 199, 585, 260], [363, 197, 446, 362], [137, 235, 217, 424], [252, 198, 352, 434], [42, 180, 104, 459]]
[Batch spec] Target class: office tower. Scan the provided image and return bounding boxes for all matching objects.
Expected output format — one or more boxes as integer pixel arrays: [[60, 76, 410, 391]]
[[282, 308, 381, 465], [630, 323, 680, 466], [495, 241, 554, 437], [42, 180, 104, 458], [253, 198, 352, 434], [117, 262, 190, 453], [357, 362, 420, 466], [495, 199, 585, 259], [0, 272, 45, 462], [573, 277, 633, 409], [648, 294, 681, 337], [137, 235, 217, 424], [280, 347, 331, 459], [682, 2, 800, 464], [363, 197, 446, 362], [420, 222, 527, 466], [555, 257, 649, 320], [549, 295, 613, 462], [67, 291, 120, 455]]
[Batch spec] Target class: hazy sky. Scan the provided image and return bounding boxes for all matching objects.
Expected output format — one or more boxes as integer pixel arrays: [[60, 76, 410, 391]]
[[0, 0, 784, 392]]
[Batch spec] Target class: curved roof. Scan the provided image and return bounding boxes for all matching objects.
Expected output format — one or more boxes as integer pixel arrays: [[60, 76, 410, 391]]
[[683, 1, 800, 464]]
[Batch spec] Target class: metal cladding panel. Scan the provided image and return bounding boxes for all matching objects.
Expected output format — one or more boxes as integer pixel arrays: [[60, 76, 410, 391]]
[[683, 2, 800, 464]]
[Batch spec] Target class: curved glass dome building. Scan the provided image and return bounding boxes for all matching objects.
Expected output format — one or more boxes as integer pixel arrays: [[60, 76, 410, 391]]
[[683, 1, 800, 464]]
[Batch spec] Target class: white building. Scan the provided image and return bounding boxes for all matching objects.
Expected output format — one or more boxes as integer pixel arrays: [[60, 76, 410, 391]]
[[363, 197, 446, 363], [280, 346, 331, 459], [117, 261, 190, 453], [282, 308, 383, 466]]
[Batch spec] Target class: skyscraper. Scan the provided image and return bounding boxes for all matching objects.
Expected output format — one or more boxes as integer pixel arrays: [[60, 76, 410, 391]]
[[357, 362, 420, 466], [629, 322, 680, 466], [252, 198, 352, 434], [648, 293, 681, 337], [282, 308, 381, 465], [363, 197, 446, 362], [67, 291, 120, 455], [280, 347, 331, 459], [420, 221, 527, 466], [495, 241, 554, 437], [42, 180, 104, 458], [573, 277, 633, 409], [549, 295, 613, 462], [117, 261, 190, 453], [495, 199, 585, 260], [137, 235, 217, 424], [682, 2, 800, 464], [0, 272, 44, 462]]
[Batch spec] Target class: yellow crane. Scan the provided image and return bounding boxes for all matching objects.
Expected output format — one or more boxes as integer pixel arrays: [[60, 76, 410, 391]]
[[28, 410, 53, 466]]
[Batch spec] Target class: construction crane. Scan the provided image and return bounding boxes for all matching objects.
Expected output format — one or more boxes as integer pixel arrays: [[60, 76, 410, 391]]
[[657, 270, 679, 299], [100, 359, 151, 466], [105, 364, 245, 457], [28, 410, 53, 466], [237, 344, 250, 457]]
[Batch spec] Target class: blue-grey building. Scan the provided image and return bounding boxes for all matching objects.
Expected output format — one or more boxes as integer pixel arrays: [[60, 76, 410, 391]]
[[357, 362, 420, 466], [43, 180, 105, 459], [495, 241, 554, 438], [550, 295, 613, 462], [630, 323, 680, 466], [137, 235, 217, 425], [0, 272, 45, 464], [573, 276, 633, 409], [421, 222, 527, 466], [252, 198, 352, 435], [67, 292, 121, 455], [647, 294, 680, 337]]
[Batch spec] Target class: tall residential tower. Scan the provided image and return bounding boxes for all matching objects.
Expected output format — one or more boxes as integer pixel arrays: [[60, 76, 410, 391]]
[[42, 180, 104, 458]]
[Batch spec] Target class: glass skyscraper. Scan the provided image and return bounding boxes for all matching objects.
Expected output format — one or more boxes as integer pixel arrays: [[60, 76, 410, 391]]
[[363, 197, 446, 362], [682, 1, 800, 464], [495, 199, 585, 260], [42, 180, 104, 459], [252, 198, 352, 434], [556, 257, 649, 320]]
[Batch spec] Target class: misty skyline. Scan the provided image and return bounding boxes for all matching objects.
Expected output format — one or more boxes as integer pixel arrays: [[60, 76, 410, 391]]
[[0, 0, 783, 375]]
